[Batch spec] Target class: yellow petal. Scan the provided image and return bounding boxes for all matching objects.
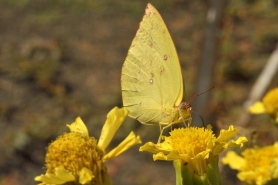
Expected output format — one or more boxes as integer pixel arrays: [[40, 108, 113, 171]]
[[213, 137, 248, 155], [270, 158, 278, 178], [190, 153, 208, 175], [79, 167, 94, 185], [195, 149, 211, 160], [142, 144, 190, 162], [103, 132, 141, 161], [139, 141, 173, 154], [98, 107, 128, 151], [153, 150, 183, 161], [262, 88, 278, 115], [213, 126, 248, 155], [66, 117, 89, 136], [216, 125, 238, 143], [225, 137, 248, 149], [222, 151, 245, 170], [34, 166, 75, 184], [168, 152, 189, 161], [153, 152, 169, 161], [157, 140, 174, 151], [249, 101, 266, 114], [237, 171, 257, 184], [139, 142, 162, 154]]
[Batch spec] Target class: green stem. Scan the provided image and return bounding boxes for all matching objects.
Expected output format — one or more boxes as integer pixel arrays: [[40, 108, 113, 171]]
[[174, 160, 193, 185], [173, 157, 222, 185]]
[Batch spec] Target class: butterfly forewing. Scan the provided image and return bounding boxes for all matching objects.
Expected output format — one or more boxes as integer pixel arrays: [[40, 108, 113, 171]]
[[121, 3, 184, 125]]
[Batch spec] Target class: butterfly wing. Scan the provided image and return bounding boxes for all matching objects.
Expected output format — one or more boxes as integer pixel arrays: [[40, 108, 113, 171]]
[[121, 3, 184, 125]]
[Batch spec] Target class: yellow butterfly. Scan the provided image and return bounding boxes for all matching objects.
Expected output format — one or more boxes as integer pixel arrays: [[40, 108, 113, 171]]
[[121, 3, 192, 141]]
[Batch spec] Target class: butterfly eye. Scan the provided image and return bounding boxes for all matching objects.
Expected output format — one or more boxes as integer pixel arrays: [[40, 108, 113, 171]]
[[179, 102, 192, 111]]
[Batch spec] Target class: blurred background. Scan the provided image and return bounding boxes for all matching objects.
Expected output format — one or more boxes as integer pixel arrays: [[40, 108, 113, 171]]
[[0, 0, 278, 184]]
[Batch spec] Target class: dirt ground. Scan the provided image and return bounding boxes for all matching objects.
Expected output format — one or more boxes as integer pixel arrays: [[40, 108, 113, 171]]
[[0, 0, 278, 185]]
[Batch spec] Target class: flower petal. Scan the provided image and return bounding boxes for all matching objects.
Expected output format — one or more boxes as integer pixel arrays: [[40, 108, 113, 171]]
[[139, 142, 161, 154], [139, 141, 173, 154], [249, 101, 266, 114], [103, 132, 141, 161], [98, 107, 128, 151], [190, 153, 208, 176], [153, 151, 183, 161], [213, 136, 248, 155], [79, 167, 94, 185], [34, 166, 75, 184], [226, 137, 248, 149], [216, 125, 238, 142], [270, 158, 278, 179], [222, 151, 245, 170], [66, 117, 89, 136], [153, 152, 169, 161], [141, 143, 190, 162], [262, 88, 278, 115]]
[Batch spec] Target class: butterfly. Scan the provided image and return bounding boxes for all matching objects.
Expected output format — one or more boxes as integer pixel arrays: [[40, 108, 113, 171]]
[[121, 3, 192, 142]]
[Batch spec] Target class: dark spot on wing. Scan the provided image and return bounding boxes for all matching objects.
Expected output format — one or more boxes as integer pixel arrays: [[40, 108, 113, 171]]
[[149, 72, 154, 85], [164, 55, 168, 61], [160, 67, 165, 75]]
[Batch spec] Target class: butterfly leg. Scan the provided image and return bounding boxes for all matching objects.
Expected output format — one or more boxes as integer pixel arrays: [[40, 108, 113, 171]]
[[186, 114, 192, 127], [157, 122, 174, 143], [178, 109, 192, 127], [178, 109, 186, 127], [158, 124, 163, 143], [181, 116, 187, 127]]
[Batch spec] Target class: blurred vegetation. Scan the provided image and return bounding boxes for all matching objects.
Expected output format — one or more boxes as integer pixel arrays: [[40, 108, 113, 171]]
[[0, 0, 277, 185]]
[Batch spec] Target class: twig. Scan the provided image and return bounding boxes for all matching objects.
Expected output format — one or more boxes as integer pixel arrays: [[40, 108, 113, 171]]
[[238, 43, 278, 127], [192, 0, 224, 126]]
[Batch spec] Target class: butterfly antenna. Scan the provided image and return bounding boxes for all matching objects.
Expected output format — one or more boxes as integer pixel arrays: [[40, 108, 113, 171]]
[[187, 85, 216, 104], [191, 110, 205, 127]]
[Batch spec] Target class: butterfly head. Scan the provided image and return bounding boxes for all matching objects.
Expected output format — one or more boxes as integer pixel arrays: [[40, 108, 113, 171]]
[[178, 85, 216, 112], [178, 102, 192, 111]]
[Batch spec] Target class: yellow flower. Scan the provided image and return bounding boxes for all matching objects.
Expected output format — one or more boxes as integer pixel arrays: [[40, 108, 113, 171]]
[[140, 125, 247, 185], [222, 142, 278, 185], [249, 88, 278, 123], [35, 107, 142, 185]]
